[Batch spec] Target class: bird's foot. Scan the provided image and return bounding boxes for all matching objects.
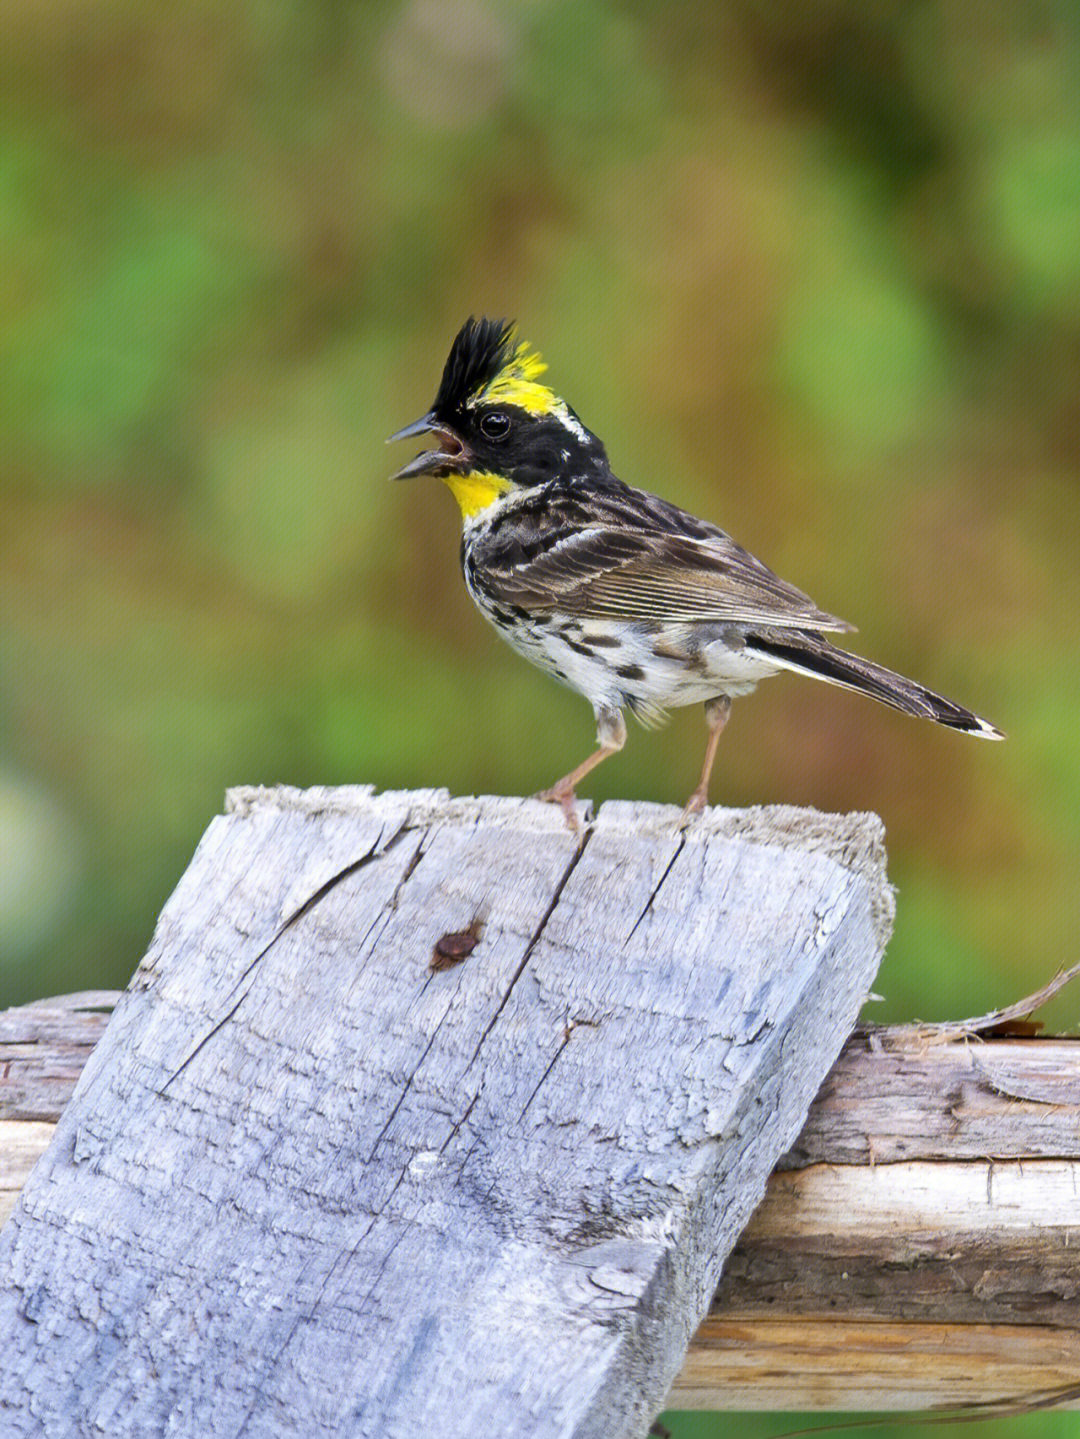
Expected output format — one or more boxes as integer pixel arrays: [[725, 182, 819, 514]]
[[677, 788, 709, 831], [534, 784, 583, 836]]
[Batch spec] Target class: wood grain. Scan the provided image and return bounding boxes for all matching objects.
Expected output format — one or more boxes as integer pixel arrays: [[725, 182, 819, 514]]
[[0, 787, 889, 1437], [0, 990, 116, 1123], [780, 1031, 1080, 1166], [5, 996, 1080, 1410], [678, 1317, 1080, 1412], [5, 992, 1079, 1410]]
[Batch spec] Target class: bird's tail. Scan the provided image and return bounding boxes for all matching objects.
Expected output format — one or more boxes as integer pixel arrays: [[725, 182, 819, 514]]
[[747, 631, 1004, 739]]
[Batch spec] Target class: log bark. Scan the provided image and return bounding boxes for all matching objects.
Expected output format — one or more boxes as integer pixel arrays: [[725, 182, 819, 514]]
[[0, 787, 889, 1437], [4, 996, 1079, 1411], [680, 1317, 1080, 1412]]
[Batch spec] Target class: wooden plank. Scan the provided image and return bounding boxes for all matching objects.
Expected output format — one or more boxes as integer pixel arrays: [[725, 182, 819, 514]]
[[0, 787, 889, 1438]]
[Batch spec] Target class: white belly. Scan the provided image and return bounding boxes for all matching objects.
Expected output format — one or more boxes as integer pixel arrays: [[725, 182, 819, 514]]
[[476, 605, 781, 720]]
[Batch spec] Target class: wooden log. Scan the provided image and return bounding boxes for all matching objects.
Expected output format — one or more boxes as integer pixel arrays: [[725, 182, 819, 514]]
[[680, 1317, 1080, 1413], [0, 990, 118, 1123], [0, 787, 889, 1438], [4, 995, 1079, 1411]]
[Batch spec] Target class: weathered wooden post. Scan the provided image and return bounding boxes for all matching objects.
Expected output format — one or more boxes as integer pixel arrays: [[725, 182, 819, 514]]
[[0, 785, 892, 1437]]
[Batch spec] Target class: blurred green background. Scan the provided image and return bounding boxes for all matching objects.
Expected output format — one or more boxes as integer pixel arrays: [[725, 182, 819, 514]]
[[2, 1, 1079, 1429]]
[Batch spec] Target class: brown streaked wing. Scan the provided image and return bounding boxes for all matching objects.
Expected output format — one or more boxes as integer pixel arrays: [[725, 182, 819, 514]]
[[477, 523, 854, 632]]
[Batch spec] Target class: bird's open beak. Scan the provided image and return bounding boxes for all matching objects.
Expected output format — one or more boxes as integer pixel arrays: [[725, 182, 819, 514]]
[[386, 412, 471, 480]]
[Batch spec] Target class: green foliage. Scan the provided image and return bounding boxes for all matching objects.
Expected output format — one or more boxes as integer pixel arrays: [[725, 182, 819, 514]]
[[660, 1411, 1080, 1439], [4, 0, 1078, 1002]]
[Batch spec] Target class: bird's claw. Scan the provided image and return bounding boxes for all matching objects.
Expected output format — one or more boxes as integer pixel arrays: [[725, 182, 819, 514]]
[[534, 785, 583, 836], [677, 790, 708, 831]]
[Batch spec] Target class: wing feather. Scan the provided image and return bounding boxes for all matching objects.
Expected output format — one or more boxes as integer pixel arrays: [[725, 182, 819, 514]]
[[475, 510, 854, 633]]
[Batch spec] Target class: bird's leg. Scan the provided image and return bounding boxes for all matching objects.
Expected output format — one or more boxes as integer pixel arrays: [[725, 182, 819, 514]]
[[680, 695, 732, 827], [536, 707, 626, 832]]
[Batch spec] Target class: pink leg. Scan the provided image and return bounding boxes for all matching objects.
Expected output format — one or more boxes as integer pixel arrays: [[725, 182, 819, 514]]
[[679, 695, 732, 827], [536, 708, 626, 833]]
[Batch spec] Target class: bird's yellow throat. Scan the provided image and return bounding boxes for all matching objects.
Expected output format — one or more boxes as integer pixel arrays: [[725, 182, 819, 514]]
[[441, 471, 514, 519]]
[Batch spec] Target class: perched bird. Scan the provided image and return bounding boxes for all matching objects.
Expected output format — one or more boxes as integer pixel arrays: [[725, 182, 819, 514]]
[[389, 317, 1003, 826]]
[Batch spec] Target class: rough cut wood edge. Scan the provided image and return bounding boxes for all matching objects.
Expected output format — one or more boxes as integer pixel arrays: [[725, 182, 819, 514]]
[[226, 786, 898, 949], [0, 788, 890, 1438]]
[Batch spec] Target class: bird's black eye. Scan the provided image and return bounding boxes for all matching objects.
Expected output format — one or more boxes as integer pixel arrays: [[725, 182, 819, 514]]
[[479, 411, 511, 441]]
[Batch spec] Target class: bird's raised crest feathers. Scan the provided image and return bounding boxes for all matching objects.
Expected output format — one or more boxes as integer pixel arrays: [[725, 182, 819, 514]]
[[433, 316, 558, 417]]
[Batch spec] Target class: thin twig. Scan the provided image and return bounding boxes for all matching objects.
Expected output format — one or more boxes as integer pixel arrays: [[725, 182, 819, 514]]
[[866, 957, 1080, 1046]]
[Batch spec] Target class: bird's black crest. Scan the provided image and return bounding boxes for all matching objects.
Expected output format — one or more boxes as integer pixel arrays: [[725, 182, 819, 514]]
[[433, 316, 516, 415]]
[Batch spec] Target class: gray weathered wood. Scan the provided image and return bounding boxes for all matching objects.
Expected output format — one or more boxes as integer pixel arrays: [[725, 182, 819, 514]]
[[7, 1003, 1079, 1170], [6, 1015, 1079, 1332], [0, 787, 889, 1438]]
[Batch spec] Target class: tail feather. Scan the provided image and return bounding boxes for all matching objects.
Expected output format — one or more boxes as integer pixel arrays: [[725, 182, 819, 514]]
[[747, 632, 1004, 740]]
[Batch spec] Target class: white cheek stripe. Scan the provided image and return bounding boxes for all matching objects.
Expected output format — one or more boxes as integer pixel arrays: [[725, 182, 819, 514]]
[[554, 406, 589, 444]]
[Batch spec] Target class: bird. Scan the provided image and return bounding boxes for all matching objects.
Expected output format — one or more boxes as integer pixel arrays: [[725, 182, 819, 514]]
[[388, 317, 1003, 828]]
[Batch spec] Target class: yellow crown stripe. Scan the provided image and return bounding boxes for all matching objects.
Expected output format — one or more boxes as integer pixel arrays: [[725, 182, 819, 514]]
[[475, 339, 560, 415], [509, 339, 547, 381], [482, 376, 559, 414]]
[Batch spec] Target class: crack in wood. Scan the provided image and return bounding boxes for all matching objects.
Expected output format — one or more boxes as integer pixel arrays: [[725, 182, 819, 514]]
[[625, 837, 686, 942], [464, 830, 592, 1074], [367, 1000, 455, 1164], [439, 1091, 480, 1156], [519, 1033, 573, 1122], [158, 822, 410, 1096], [342, 832, 430, 990], [388, 834, 428, 909]]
